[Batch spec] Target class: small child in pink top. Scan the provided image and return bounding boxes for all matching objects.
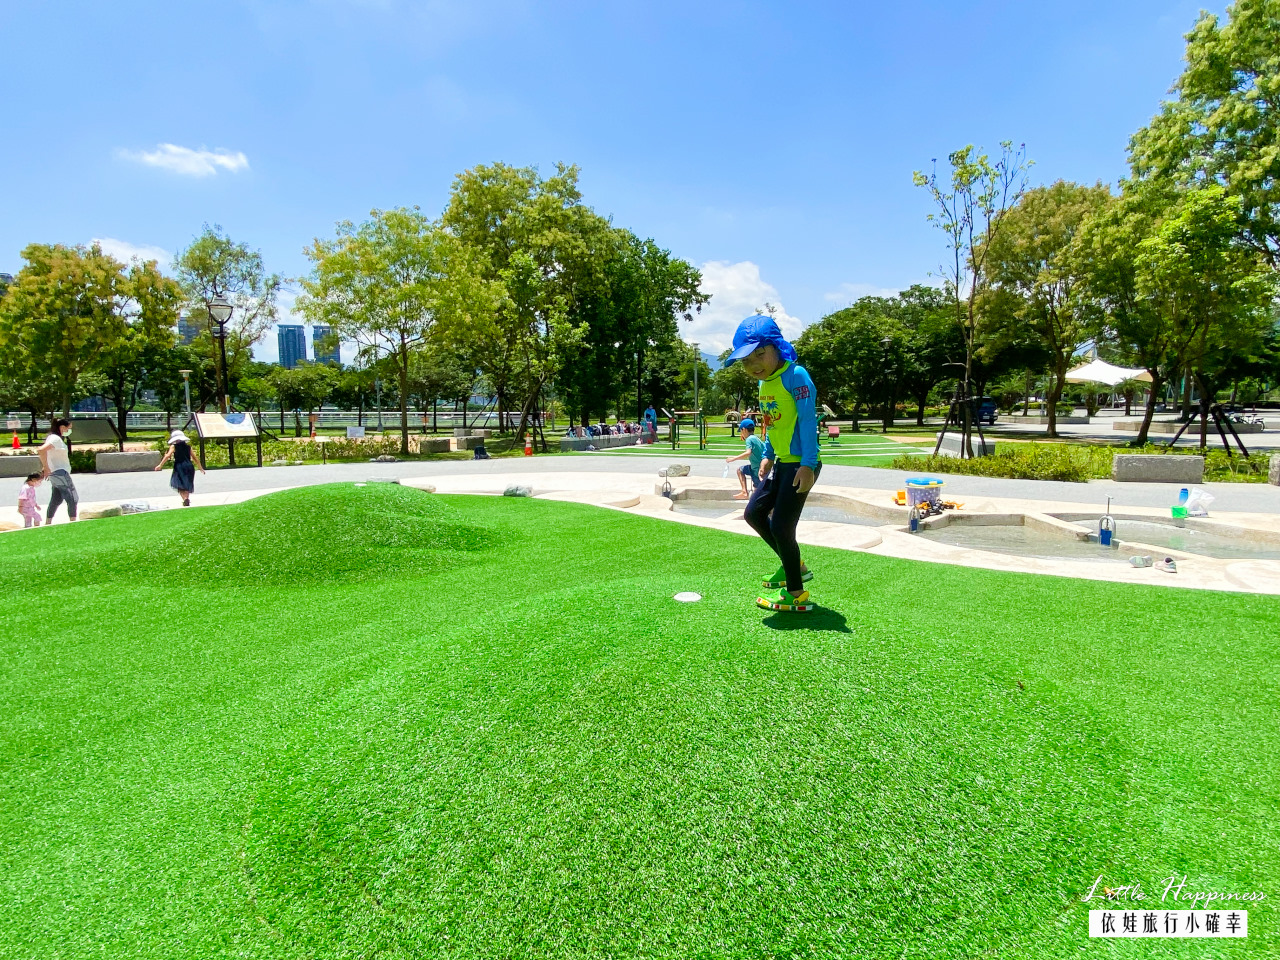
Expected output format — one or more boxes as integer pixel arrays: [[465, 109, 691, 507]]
[[18, 473, 42, 528]]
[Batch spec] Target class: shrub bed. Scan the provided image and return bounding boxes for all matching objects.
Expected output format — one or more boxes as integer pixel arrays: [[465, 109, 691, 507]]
[[891, 443, 1271, 483]]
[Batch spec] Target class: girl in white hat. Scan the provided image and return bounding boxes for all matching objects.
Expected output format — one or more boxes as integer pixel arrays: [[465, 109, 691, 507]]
[[154, 430, 205, 506]]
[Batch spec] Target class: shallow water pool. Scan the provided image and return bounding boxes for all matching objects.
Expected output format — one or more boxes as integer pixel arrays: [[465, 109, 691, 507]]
[[916, 523, 1129, 564], [671, 501, 885, 526], [1109, 519, 1280, 561]]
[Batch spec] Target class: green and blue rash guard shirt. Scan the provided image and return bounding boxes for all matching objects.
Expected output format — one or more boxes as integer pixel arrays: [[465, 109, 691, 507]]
[[758, 360, 821, 469]]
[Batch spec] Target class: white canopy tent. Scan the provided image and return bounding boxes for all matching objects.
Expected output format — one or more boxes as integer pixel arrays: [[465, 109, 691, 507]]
[[1064, 358, 1152, 387]]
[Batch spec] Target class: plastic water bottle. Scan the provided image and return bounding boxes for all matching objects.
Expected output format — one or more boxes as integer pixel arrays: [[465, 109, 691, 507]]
[[722, 462, 730, 478], [1178, 487, 1189, 504]]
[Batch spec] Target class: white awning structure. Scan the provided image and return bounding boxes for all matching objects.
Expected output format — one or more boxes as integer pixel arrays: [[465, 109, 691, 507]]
[[1064, 358, 1153, 387]]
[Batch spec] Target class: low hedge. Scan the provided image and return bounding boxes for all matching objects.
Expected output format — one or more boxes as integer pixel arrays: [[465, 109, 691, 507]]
[[891, 443, 1271, 483], [152, 435, 416, 467]]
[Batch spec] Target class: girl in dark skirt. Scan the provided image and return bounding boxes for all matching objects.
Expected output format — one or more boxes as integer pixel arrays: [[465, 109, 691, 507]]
[[154, 430, 205, 506]]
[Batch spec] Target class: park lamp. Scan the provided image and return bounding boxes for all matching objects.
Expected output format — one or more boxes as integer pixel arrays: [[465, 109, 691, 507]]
[[208, 296, 234, 414], [209, 295, 233, 330]]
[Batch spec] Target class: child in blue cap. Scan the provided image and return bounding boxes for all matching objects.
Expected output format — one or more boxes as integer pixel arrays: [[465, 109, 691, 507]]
[[724, 417, 765, 500], [725, 314, 821, 612]]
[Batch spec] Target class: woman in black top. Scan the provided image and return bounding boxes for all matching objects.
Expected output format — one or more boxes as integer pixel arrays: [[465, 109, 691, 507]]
[[154, 430, 205, 506]]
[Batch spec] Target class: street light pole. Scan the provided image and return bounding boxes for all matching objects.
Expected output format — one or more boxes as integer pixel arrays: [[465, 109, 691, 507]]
[[881, 336, 892, 433], [209, 296, 234, 415], [691, 341, 701, 449], [179, 369, 192, 417], [374, 339, 384, 432]]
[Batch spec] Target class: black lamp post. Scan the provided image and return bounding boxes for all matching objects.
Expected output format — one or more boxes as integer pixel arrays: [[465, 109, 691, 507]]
[[209, 295, 233, 414], [881, 336, 893, 433]]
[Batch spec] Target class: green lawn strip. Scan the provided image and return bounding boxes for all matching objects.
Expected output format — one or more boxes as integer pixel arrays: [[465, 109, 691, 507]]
[[579, 433, 928, 467], [0, 487, 1276, 957]]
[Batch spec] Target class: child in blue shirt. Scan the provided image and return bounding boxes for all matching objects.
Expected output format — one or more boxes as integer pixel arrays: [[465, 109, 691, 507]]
[[725, 417, 765, 500], [725, 315, 822, 613]]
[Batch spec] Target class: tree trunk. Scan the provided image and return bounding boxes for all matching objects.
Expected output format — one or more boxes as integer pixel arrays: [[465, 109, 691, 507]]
[[279, 403, 286, 434], [397, 338, 410, 456], [116, 402, 128, 452], [1046, 368, 1066, 439], [1132, 373, 1163, 446], [915, 389, 928, 426], [1023, 371, 1032, 416]]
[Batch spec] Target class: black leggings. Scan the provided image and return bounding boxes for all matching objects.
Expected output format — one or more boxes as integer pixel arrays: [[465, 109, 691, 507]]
[[744, 461, 821, 593], [47, 470, 78, 521]]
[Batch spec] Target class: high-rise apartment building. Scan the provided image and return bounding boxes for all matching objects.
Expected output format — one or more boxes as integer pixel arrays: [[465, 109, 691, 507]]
[[312, 324, 340, 365], [277, 324, 307, 369], [177, 314, 202, 345]]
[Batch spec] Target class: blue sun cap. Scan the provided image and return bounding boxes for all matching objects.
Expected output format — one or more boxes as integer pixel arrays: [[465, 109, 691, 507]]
[[739, 418, 755, 430], [726, 314, 798, 364]]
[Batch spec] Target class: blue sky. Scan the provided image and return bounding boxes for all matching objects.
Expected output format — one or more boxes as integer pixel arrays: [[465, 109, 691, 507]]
[[0, 0, 1226, 361]]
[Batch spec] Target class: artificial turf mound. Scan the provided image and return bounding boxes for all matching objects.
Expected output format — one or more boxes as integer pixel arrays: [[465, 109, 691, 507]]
[[2, 484, 1277, 958]]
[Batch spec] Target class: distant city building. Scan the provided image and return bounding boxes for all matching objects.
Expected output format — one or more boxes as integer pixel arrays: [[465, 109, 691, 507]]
[[277, 324, 307, 369], [312, 324, 340, 365], [177, 314, 202, 345], [0, 272, 14, 288]]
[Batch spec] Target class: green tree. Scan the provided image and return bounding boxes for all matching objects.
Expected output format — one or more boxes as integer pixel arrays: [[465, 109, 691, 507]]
[[885, 285, 965, 425], [174, 225, 282, 413], [408, 342, 479, 431], [329, 366, 377, 428], [1136, 185, 1275, 443], [443, 162, 621, 443], [797, 300, 898, 428], [0, 369, 62, 443], [557, 230, 707, 425], [1077, 181, 1275, 444], [983, 181, 1112, 436], [1129, 0, 1280, 268], [271, 363, 338, 436], [913, 143, 1033, 454], [712, 350, 758, 413], [0, 243, 125, 417], [299, 207, 492, 454], [96, 259, 183, 449]]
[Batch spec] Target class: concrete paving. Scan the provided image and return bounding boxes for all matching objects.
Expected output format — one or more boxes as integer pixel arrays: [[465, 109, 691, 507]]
[[5, 452, 1278, 517]]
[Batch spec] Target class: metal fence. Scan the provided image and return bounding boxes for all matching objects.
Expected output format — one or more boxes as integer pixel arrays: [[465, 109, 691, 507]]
[[4, 409, 529, 433]]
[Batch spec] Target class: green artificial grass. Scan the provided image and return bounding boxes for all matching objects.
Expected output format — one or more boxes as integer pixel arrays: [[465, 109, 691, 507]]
[[2, 485, 1277, 958]]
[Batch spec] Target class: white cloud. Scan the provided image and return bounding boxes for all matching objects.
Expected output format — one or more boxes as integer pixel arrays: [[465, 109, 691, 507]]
[[118, 143, 250, 177], [687, 260, 803, 358], [91, 237, 172, 268], [823, 281, 901, 306]]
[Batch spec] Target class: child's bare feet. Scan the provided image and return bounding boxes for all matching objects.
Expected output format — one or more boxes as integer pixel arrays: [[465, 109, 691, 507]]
[[733, 492, 749, 500]]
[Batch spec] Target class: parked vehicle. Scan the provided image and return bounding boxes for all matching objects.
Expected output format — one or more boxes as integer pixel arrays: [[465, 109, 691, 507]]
[[972, 396, 998, 425]]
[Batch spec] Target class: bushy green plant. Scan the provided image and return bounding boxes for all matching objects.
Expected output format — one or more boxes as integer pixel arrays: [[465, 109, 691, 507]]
[[151, 435, 413, 467], [892, 443, 1111, 482], [69, 450, 97, 473], [892, 441, 1271, 483]]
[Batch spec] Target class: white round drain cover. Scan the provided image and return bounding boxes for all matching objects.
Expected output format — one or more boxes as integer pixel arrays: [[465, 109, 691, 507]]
[[674, 592, 702, 602]]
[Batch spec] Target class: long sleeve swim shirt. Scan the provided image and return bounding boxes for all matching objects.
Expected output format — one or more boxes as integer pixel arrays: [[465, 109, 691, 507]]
[[758, 360, 820, 469]]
